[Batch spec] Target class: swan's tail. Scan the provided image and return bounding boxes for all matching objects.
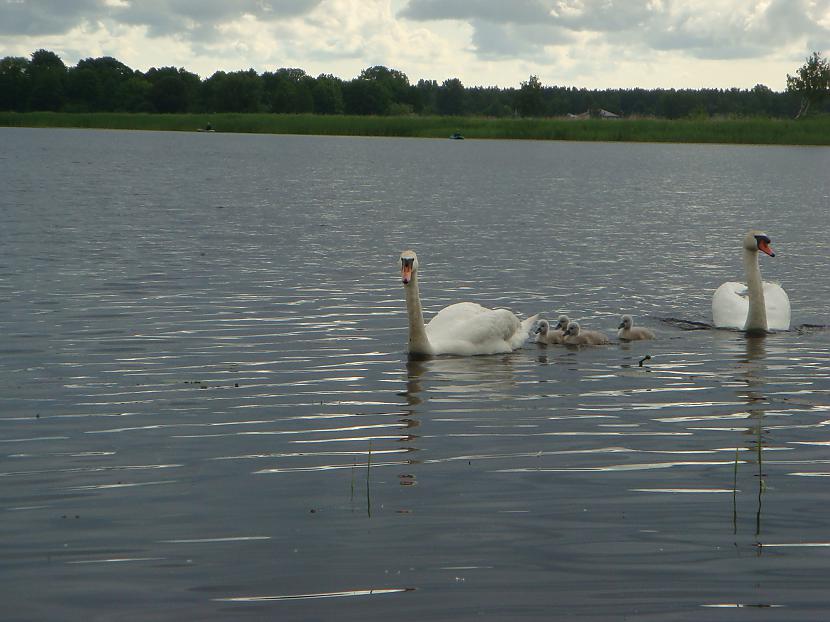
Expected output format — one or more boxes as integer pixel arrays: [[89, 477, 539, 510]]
[[518, 314, 541, 342]]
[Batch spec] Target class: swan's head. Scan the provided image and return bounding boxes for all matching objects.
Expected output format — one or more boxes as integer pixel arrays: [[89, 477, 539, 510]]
[[555, 315, 570, 331], [744, 230, 775, 257], [400, 250, 419, 285], [535, 319, 550, 335], [619, 314, 633, 330], [564, 322, 580, 337]]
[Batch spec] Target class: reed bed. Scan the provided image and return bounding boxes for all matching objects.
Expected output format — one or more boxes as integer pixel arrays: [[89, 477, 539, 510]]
[[2, 111, 829, 145]]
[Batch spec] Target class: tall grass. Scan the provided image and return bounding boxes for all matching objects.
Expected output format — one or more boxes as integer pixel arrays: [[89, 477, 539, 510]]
[[1, 111, 829, 145]]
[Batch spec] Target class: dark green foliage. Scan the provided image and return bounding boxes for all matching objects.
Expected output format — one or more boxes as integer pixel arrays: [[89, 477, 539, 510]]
[[1, 48, 826, 119], [516, 75, 544, 117], [436, 78, 465, 116], [204, 69, 263, 113], [0, 56, 31, 110], [145, 66, 201, 113], [27, 49, 66, 111], [343, 78, 391, 115]]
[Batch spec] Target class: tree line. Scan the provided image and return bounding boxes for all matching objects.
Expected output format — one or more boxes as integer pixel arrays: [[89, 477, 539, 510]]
[[1, 49, 827, 119]]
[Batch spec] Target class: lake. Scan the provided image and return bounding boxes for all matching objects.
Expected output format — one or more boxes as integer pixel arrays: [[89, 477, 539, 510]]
[[1, 127, 829, 620]]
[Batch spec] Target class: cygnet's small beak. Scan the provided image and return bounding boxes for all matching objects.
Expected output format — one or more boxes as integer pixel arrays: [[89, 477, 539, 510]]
[[618, 321, 625, 329]]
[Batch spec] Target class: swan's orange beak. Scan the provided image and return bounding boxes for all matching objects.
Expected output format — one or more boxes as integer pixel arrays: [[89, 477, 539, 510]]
[[401, 263, 413, 284], [757, 239, 775, 257]]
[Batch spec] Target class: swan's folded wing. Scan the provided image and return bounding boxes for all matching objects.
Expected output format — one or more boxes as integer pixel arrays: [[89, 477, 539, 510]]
[[426, 303, 523, 355], [712, 281, 748, 329], [763, 282, 791, 330]]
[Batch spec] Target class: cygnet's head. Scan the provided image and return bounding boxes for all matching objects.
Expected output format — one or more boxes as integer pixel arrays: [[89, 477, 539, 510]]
[[535, 319, 550, 335], [555, 315, 570, 330], [400, 250, 419, 284], [619, 314, 633, 330], [743, 230, 775, 257], [564, 322, 580, 337]]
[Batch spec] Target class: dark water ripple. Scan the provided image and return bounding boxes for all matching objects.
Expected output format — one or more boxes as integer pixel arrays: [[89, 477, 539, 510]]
[[1, 128, 829, 620]]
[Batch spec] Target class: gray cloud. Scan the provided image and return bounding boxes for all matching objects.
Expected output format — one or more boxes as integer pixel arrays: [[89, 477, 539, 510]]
[[400, 0, 830, 61], [470, 20, 573, 60], [0, 0, 323, 39], [111, 0, 323, 38], [399, 0, 554, 25], [0, 0, 100, 36]]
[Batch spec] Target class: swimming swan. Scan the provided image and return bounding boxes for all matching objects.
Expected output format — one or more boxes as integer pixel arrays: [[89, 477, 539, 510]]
[[400, 250, 538, 356], [534, 315, 570, 345], [712, 231, 790, 333], [617, 315, 655, 341], [563, 322, 610, 346]]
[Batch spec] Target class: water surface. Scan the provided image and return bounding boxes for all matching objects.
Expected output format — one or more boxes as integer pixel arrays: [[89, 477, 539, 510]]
[[1, 128, 829, 620]]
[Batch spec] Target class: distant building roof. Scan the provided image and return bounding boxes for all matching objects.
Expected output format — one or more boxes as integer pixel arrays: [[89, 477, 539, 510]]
[[566, 109, 620, 119]]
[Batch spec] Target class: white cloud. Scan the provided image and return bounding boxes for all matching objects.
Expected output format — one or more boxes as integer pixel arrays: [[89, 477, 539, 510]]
[[0, 0, 827, 88]]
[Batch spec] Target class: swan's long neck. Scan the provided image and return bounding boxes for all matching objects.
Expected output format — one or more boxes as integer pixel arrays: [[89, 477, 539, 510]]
[[404, 273, 432, 354], [743, 247, 768, 334]]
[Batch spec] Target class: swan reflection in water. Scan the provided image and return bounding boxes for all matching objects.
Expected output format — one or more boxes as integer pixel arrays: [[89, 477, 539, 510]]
[[728, 335, 769, 541], [403, 354, 519, 406]]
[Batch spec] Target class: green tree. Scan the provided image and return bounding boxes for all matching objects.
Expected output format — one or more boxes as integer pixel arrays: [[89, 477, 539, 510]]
[[312, 74, 344, 114], [0, 56, 31, 110], [435, 78, 465, 115], [145, 66, 201, 113], [204, 69, 262, 112], [27, 49, 66, 110], [65, 66, 102, 111], [358, 65, 411, 111], [72, 57, 134, 110], [262, 68, 313, 113], [342, 78, 391, 115], [117, 76, 153, 112], [786, 51, 830, 118], [516, 75, 544, 117]]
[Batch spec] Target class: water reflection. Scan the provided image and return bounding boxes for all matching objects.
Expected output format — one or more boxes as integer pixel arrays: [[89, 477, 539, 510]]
[[733, 335, 768, 541], [403, 354, 519, 403]]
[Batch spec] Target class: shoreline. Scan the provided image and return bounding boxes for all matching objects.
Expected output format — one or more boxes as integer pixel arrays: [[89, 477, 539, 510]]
[[2, 111, 829, 146]]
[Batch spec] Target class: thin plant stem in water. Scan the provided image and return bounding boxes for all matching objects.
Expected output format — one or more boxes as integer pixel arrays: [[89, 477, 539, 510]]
[[366, 442, 373, 517], [350, 457, 356, 508], [733, 445, 739, 535], [756, 422, 764, 538]]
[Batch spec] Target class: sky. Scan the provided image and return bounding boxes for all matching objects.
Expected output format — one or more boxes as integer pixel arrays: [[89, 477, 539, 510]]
[[1, 0, 829, 90]]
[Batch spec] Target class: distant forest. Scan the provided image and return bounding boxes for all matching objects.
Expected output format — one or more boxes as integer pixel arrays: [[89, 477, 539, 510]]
[[1, 49, 824, 119]]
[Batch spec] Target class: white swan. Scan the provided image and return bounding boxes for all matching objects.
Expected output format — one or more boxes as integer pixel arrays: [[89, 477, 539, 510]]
[[400, 250, 538, 356], [712, 231, 790, 333], [563, 322, 610, 346], [534, 315, 569, 345], [617, 315, 655, 341]]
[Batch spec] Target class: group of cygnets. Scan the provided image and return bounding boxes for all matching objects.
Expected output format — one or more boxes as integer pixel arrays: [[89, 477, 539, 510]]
[[534, 314, 655, 346]]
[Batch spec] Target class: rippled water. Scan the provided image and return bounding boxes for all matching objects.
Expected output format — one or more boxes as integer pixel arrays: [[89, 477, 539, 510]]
[[1, 128, 829, 620]]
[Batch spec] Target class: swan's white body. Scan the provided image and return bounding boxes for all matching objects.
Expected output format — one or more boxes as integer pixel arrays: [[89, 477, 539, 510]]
[[401, 251, 537, 356], [712, 231, 790, 332], [617, 315, 655, 341], [563, 322, 610, 346]]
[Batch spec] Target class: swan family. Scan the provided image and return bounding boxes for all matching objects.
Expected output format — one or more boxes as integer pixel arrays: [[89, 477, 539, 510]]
[[400, 230, 790, 356]]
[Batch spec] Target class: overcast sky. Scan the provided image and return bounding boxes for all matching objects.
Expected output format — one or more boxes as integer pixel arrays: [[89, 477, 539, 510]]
[[1, 0, 828, 90]]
